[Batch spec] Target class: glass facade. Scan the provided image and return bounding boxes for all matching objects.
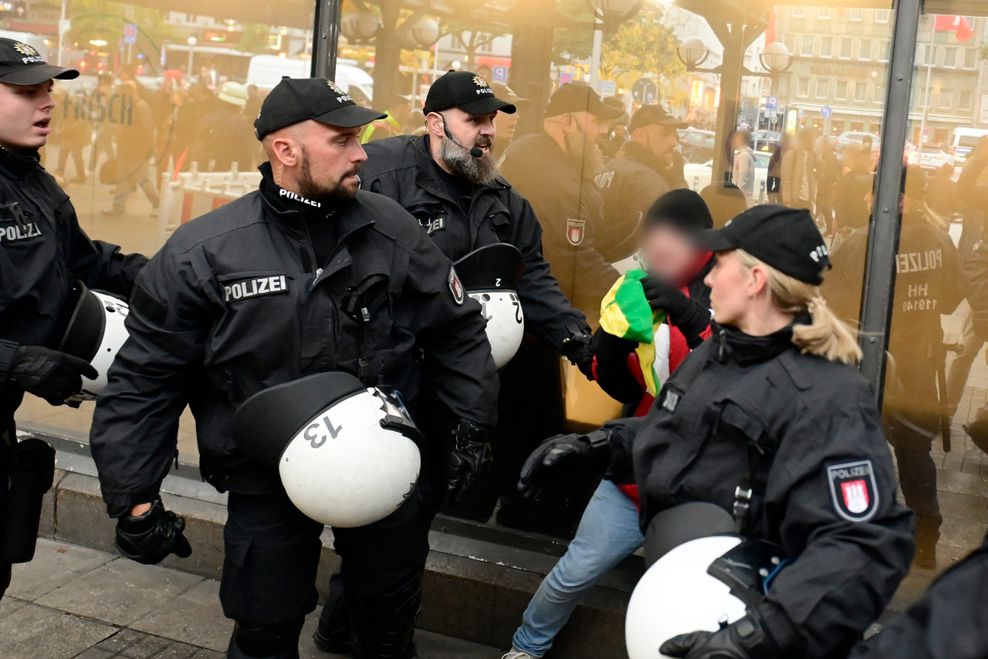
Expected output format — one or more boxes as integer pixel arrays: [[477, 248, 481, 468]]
[[9, 0, 988, 604]]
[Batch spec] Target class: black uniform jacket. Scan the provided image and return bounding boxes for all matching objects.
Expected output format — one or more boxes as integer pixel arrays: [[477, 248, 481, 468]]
[[0, 147, 146, 424], [360, 135, 589, 348], [609, 324, 914, 658], [500, 132, 618, 316], [592, 142, 685, 262], [850, 530, 988, 659], [89, 166, 499, 513]]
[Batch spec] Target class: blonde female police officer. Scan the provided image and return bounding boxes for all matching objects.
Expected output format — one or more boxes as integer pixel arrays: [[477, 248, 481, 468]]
[[518, 205, 914, 659]]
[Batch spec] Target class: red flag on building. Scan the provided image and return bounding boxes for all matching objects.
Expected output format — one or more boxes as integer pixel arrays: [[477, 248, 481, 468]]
[[934, 14, 975, 42]]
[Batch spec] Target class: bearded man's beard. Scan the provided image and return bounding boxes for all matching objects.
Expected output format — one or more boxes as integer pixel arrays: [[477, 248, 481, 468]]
[[298, 145, 360, 202], [440, 135, 498, 186]]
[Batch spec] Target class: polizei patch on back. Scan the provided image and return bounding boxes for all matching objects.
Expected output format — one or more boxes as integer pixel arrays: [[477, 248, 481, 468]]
[[826, 460, 879, 522], [223, 275, 289, 303]]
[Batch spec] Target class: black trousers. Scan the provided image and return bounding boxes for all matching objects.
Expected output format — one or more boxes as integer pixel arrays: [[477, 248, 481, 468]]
[[1, 417, 14, 601], [220, 482, 434, 647]]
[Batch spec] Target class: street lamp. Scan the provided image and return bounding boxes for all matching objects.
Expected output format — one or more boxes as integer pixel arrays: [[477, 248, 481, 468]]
[[677, 36, 709, 69], [759, 41, 793, 74], [186, 36, 197, 77], [398, 16, 440, 50], [340, 11, 381, 43]]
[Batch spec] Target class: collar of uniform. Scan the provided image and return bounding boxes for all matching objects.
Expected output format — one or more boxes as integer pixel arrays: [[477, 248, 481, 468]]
[[256, 162, 374, 241], [0, 146, 41, 179], [714, 322, 796, 365], [414, 134, 510, 195]]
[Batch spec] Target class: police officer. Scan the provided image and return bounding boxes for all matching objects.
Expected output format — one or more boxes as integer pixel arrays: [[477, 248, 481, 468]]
[[0, 38, 147, 599], [592, 105, 687, 263], [519, 206, 914, 659], [500, 82, 622, 318], [88, 77, 499, 659], [827, 167, 962, 569], [350, 71, 595, 534]]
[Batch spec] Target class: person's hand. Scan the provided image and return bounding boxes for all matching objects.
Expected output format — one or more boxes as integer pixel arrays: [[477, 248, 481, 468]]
[[641, 276, 691, 317], [446, 421, 492, 505], [8, 345, 97, 405], [660, 615, 783, 659], [517, 429, 611, 500], [560, 333, 595, 379], [115, 500, 192, 565]]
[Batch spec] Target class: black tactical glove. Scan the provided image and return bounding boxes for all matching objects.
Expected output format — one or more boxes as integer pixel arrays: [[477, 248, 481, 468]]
[[560, 333, 595, 379], [641, 276, 710, 348], [115, 500, 192, 565], [8, 345, 98, 405], [517, 429, 611, 500], [446, 421, 492, 505], [660, 614, 787, 659]]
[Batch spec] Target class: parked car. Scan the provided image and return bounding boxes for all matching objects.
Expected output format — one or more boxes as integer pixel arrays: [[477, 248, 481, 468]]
[[683, 151, 771, 202], [918, 144, 955, 170], [836, 131, 881, 155], [678, 128, 716, 163], [950, 127, 988, 164], [752, 130, 781, 153]]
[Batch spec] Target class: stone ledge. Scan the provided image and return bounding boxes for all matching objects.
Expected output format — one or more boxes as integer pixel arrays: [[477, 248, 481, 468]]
[[39, 456, 635, 658]]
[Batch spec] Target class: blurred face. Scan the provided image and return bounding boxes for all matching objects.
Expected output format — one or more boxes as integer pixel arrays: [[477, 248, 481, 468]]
[[0, 80, 55, 150], [640, 224, 699, 283], [498, 110, 520, 142], [287, 121, 366, 201], [704, 250, 756, 326]]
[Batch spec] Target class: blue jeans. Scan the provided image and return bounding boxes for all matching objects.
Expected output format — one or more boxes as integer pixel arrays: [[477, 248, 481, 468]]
[[511, 479, 644, 657]]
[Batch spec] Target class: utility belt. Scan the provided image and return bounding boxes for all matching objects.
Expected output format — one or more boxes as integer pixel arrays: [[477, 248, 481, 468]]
[[0, 427, 56, 564]]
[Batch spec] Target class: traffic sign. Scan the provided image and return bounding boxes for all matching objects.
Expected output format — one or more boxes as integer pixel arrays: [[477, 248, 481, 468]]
[[123, 23, 138, 45], [632, 77, 657, 104], [492, 66, 508, 83], [821, 105, 832, 119], [598, 80, 617, 97], [766, 95, 778, 110]]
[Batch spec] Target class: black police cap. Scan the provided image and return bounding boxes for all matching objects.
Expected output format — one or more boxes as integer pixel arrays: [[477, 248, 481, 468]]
[[254, 77, 386, 140], [545, 82, 624, 120], [694, 205, 831, 285], [423, 70, 516, 116], [0, 38, 78, 86]]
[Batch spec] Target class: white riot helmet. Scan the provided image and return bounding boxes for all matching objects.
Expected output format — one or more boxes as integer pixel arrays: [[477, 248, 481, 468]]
[[626, 504, 787, 659], [454, 243, 524, 369], [233, 372, 423, 528], [58, 281, 130, 402]]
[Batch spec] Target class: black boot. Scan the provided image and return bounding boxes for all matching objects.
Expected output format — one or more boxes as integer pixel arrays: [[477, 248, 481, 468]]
[[227, 620, 304, 659], [314, 573, 352, 654], [349, 582, 421, 659], [913, 515, 941, 570]]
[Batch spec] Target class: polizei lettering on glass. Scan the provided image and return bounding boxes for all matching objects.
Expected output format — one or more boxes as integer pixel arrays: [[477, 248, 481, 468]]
[[223, 275, 289, 302]]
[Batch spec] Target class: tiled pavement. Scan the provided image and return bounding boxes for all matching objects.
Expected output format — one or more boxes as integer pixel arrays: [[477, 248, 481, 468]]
[[1, 539, 498, 659]]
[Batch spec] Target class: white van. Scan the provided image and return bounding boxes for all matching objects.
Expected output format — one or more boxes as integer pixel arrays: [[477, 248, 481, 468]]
[[246, 55, 374, 103], [951, 127, 988, 162]]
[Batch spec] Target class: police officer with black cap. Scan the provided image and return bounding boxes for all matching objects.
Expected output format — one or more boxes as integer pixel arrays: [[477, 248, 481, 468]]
[[88, 77, 499, 659], [519, 206, 914, 659], [0, 37, 147, 599]]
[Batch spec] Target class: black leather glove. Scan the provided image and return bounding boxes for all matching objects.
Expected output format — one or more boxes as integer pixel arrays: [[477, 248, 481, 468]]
[[445, 421, 492, 505], [8, 345, 98, 405], [641, 277, 710, 348], [560, 333, 595, 379], [660, 614, 787, 659], [115, 500, 192, 565], [517, 429, 611, 500]]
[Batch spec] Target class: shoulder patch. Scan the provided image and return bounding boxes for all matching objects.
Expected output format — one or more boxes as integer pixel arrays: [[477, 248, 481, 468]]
[[566, 218, 586, 246], [827, 460, 879, 523], [448, 266, 465, 305]]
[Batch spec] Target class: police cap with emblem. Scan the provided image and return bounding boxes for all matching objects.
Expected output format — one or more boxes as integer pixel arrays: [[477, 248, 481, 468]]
[[423, 70, 516, 116], [254, 76, 387, 139], [693, 204, 831, 285], [0, 38, 78, 85]]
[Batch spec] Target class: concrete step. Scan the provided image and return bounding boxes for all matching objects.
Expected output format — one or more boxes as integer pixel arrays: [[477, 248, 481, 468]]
[[29, 434, 636, 659]]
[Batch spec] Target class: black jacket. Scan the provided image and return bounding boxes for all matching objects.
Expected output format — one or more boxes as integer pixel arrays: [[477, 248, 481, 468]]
[[849, 530, 988, 659], [89, 165, 498, 513], [360, 135, 588, 348], [592, 143, 685, 262], [0, 147, 146, 426], [609, 325, 914, 658], [500, 132, 618, 317]]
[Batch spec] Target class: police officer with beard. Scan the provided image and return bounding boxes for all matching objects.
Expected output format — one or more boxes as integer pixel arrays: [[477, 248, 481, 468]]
[[329, 71, 596, 633], [0, 38, 147, 599], [88, 78, 499, 659]]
